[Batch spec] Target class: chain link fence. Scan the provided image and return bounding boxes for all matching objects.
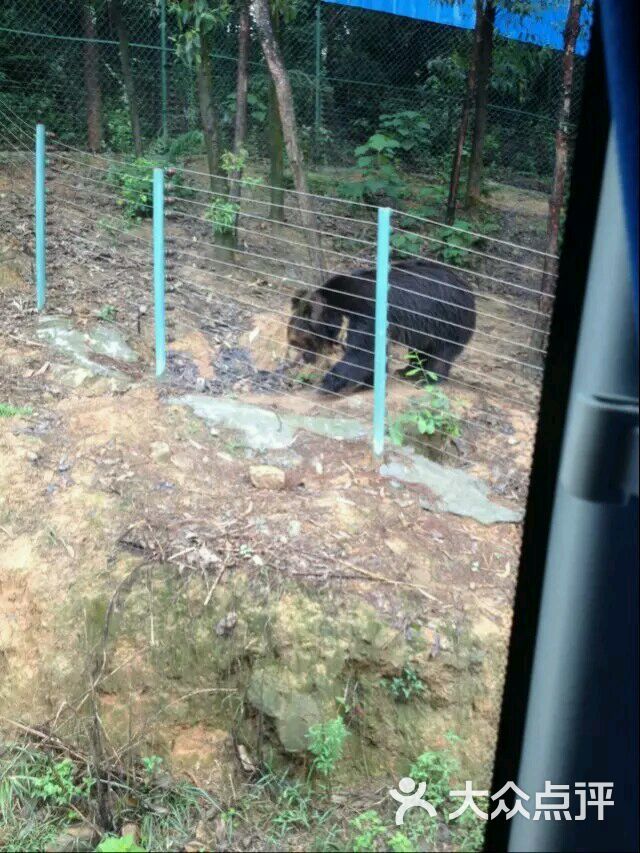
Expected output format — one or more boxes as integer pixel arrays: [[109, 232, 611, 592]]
[[0, 1, 584, 193]]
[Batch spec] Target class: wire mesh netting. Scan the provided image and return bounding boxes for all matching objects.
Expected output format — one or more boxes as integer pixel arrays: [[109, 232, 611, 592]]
[[0, 0, 584, 193]]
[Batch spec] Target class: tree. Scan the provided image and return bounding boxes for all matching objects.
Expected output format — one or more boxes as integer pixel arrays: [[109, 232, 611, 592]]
[[233, 0, 251, 162], [267, 11, 285, 221], [171, 0, 229, 189], [109, 0, 143, 156], [465, 0, 496, 206], [530, 0, 584, 360], [445, 0, 484, 224], [251, 0, 325, 280], [82, 1, 103, 152]]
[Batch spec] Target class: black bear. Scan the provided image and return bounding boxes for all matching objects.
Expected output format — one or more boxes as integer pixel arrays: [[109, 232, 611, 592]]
[[287, 258, 476, 394]]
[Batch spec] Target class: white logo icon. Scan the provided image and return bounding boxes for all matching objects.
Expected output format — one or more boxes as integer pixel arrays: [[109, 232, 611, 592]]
[[389, 777, 437, 825]]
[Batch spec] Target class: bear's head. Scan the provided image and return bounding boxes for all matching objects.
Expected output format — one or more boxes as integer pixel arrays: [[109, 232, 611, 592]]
[[287, 288, 329, 363]]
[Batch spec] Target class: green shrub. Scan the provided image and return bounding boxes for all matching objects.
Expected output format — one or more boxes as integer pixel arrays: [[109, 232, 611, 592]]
[[338, 132, 406, 204], [306, 717, 348, 777], [106, 106, 134, 154], [167, 129, 204, 160], [385, 666, 425, 703], [388, 367, 461, 447], [107, 158, 185, 220]]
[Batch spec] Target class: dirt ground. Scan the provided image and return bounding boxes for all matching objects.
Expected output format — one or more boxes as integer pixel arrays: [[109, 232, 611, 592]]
[[0, 161, 544, 846]]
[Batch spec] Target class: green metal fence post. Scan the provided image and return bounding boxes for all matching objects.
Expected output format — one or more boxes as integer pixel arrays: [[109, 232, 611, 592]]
[[35, 122, 46, 311], [153, 167, 166, 377], [373, 207, 391, 457], [160, 0, 168, 144]]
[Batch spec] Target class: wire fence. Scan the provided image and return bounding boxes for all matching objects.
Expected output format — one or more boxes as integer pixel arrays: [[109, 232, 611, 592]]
[[0, 0, 584, 194], [0, 100, 547, 469]]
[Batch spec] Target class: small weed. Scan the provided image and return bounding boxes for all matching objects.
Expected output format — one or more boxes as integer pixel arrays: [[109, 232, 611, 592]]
[[271, 783, 312, 836], [98, 304, 117, 322], [205, 197, 239, 235], [0, 403, 32, 418], [388, 384, 460, 448], [306, 717, 348, 778], [167, 129, 204, 160], [141, 755, 163, 777], [108, 158, 186, 220], [350, 809, 386, 852], [409, 741, 459, 810], [385, 666, 425, 703]]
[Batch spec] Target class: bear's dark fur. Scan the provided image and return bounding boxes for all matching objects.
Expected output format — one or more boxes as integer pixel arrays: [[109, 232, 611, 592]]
[[287, 259, 476, 394]]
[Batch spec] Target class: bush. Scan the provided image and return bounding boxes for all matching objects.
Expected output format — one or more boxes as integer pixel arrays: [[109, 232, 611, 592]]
[[107, 158, 186, 220], [106, 106, 134, 154]]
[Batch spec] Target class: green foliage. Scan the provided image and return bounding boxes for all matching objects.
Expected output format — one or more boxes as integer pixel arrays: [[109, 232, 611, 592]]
[[306, 717, 348, 777], [18, 757, 93, 813], [390, 230, 423, 258], [95, 835, 145, 852], [350, 810, 386, 852], [97, 304, 117, 322], [388, 365, 461, 447], [170, 0, 231, 67], [167, 130, 204, 160], [205, 197, 239, 235], [388, 832, 415, 852], [378, 111, 430, 164], [0, 403, 32, 418], [107, 158, 185, 220], [385, 666, 425, 703], [141, 755, 163, 777], [409, 736, 460, 810], [271, 783, 312, 835], [106, 106, 134, 154], [108, 158, 157, 220], [339, 132, 406, 204]]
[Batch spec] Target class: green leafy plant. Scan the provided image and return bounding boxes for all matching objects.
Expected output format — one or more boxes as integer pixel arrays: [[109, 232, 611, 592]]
[[409, 738, 460, 810], [306, 717, 348, 777], [350, 810, 386, 852], [388, 831, 415, 852], [108, 158, 185, 220], [205, 197, 239, 234], [141, 755, 163, 777], [96, 834, 145, 852], [388, 367, 461, 447], [23, 757, 93, 811], [97, 304, 117, 322], [167, 129, 204, 160], [106, 106, 134, 154], [378, 110, 430, 164], [108, 158, 158, 220], [385, 666, 425, 703], [390, 230, 423, 258], [271, 783, 312, 835], [339, 132, 406, 204]]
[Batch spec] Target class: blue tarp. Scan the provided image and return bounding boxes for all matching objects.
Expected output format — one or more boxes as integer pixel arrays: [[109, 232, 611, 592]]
[[323, 1, 592, 56]]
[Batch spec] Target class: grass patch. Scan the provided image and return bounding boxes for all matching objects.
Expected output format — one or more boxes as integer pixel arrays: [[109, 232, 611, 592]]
[[0, 403, 32, 418]]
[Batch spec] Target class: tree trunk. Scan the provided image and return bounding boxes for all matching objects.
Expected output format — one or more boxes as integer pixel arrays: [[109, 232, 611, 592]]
[[197, 20, 222, 191], [445, 0, 483, 225], [267, 12, 285, 221], [251, 0, 325, 281], [530, 0, 583, 362], [229, 1, 251, 246], [233, 1, 250, 159], [109, 0, 143, 157], [82, 1, 103, 152], [465, 0, 495, 207]]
